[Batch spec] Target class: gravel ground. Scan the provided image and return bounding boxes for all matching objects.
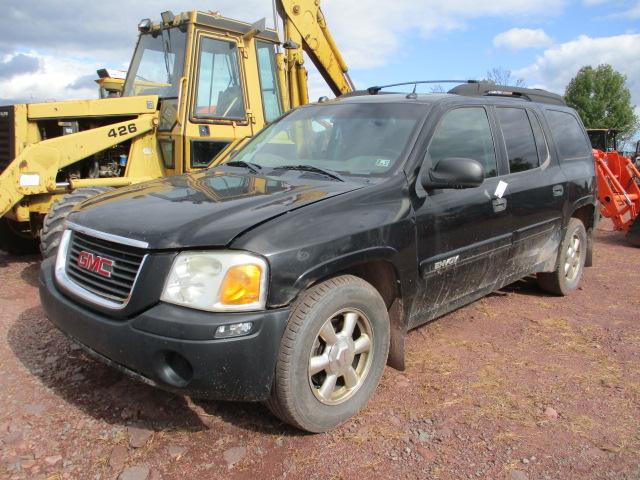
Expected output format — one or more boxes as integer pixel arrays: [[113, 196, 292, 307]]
[[1, 223, 639, 480]]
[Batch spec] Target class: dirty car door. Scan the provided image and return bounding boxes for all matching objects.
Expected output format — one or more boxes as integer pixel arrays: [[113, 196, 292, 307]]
[[409, 106, 512, 328]]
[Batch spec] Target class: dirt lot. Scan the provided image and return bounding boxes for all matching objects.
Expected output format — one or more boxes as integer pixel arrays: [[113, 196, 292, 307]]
[[1, 224, 639, 480]]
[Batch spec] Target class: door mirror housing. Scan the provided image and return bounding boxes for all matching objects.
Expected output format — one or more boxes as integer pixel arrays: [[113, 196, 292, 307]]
[[421, 157, 485, 190]]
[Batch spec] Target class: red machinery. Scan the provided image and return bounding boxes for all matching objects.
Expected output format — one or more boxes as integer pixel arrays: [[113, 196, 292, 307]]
[[588, 129, 640, 246]]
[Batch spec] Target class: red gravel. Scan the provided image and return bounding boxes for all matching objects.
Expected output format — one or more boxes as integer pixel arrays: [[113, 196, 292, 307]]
[[1, 222, 639, 480]]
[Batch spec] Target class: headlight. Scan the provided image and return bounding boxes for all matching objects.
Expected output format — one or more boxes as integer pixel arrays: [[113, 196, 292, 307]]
[[161, 251, 268, 312]]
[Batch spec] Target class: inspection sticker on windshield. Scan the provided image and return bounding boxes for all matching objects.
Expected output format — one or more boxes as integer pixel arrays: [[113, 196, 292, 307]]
[[376, 159, 391, 168], [494, 180, 508, 199]]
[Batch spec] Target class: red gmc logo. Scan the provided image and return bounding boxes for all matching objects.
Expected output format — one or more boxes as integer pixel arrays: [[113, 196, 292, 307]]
[[77, 251, 115, 278]]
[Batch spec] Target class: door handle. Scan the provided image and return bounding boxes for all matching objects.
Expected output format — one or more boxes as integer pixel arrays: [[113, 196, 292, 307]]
[[552, 185, 564, 197], [492, 197, 507, 213]]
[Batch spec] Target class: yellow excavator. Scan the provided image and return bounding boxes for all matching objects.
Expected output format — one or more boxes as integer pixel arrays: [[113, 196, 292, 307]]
[[0, 1, 354, 256]]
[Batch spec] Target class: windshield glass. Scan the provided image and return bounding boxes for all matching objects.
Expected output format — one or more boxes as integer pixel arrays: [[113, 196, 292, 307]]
[[123, 27, 187, 98], [228, 103, 425, 177]]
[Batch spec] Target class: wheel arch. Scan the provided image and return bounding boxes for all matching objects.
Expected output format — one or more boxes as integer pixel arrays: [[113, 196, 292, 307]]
[[569, 201, 596, 267], [289, 247, 409, 371]]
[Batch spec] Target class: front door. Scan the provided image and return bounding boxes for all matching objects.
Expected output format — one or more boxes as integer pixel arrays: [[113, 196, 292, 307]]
[[410, 106, 512, 327]]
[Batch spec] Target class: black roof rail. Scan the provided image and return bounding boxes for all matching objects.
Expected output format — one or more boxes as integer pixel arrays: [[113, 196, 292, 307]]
[[448, 82, 566, 106], [367, 80, 478, 95]]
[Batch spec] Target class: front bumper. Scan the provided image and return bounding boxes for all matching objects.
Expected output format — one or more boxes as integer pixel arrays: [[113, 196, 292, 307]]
[[39, 258, 290, 401]]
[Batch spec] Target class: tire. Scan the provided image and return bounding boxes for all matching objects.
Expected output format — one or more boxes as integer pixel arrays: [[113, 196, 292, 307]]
[[537, 218, 587, 295], [40, 187, 114, 258], [0, 218, 39, 255], [626, 216, 640, 247], [266, 275, 390, 433]]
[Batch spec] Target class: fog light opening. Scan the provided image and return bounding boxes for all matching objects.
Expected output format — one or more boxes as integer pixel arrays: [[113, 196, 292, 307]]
[[215, 322, 253, 339], [159, 351, 193, 388]]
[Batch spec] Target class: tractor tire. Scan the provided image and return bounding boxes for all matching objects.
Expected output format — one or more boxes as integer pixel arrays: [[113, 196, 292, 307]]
[[0, 218, 39, 255], [627, 216, 640, 247], [40, 187, 114, 259]]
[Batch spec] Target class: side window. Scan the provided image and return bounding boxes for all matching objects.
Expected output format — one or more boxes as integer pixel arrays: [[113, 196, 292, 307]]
[[496, 107, 540, 173], [545, 110, 592, 160], [256, 41, 283, 123], [195, 37, 245, 120], [428, 107, 498, 178], [191, 140, 230, 168]]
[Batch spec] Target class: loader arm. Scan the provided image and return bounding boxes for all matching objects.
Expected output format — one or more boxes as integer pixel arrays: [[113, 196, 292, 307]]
[[276, 0, 355, 107], [0, 113, 158, 218]]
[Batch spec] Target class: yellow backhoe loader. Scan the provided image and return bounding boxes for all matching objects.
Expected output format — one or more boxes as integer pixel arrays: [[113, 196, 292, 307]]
[[0, 1, 354, 256]]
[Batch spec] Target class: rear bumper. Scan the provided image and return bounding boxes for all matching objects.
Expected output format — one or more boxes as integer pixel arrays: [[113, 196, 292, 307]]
[[39, 258, 290, 401]]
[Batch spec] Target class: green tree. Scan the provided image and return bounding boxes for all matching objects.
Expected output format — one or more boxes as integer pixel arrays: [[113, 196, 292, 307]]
[[565, 64, 638, 140]]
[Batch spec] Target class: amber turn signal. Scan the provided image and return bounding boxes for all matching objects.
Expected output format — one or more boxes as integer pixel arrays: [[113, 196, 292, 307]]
[[219, 264, 262, 305]]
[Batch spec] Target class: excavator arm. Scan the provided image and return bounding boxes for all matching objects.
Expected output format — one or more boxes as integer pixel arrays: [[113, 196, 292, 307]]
[[276, 0, 355, 108]]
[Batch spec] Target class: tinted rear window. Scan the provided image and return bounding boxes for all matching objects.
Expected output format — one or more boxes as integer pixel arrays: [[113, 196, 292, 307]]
[[496, 107, 539, 173], [545, 110, 592, 160]]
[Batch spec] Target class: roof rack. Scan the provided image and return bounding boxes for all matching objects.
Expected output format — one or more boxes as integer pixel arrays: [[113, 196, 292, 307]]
[[448, 82, 566, 106], [367, 80, 477, 95]]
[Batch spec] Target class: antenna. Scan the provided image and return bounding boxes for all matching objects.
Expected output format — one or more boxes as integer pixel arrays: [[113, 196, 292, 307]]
[[406, 83, 418, 99]]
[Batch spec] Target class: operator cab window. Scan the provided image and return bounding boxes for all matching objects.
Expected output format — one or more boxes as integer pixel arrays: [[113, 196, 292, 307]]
[[428, 107, 498, 178], [256, 41, 283, 123], [496, 107, 540, 173], [195, 37, 246, 120]]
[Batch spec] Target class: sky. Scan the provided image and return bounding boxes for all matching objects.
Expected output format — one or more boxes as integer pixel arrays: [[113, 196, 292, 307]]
[[0, 0, 638, 132]]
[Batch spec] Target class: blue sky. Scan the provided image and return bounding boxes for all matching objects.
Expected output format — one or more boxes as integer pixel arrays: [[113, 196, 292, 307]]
[[0, 0, 638, 141]]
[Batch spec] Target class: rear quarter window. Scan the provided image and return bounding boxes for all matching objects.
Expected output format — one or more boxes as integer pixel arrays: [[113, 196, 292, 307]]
[[544, 110, 592, 160]]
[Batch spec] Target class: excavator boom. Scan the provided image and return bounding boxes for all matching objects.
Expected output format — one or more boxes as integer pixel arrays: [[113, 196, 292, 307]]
[[276, 0, 355, 107]]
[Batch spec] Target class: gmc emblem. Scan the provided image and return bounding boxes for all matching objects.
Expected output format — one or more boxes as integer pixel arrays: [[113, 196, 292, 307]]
[[77, 251, 115, 278]]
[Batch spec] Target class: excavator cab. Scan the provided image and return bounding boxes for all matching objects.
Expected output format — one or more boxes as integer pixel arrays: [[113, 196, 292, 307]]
[[120, 12, 285, 176]]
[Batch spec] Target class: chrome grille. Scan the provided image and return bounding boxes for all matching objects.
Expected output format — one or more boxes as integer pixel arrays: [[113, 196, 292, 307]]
[[0, 106, 14, 175], [66, 231, 146, 304]]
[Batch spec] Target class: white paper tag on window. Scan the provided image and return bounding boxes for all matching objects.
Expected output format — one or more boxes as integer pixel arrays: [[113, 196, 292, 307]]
[[494, 180, 508, 199]]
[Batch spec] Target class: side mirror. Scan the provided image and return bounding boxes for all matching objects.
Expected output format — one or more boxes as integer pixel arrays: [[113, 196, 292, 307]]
[[421, 157, 485, 190]]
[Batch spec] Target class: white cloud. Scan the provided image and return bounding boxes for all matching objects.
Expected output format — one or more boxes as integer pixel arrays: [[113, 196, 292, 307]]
[[493, 28, 554, 50], [322, 0, 565, 69], [514, 33, 640, 106], [0, 52, 99, 103]]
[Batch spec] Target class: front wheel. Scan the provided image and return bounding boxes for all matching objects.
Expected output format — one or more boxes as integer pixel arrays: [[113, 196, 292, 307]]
[[266, 275, 390, 432], [626, 215, 640, 247], [537, 218, 587, 295]]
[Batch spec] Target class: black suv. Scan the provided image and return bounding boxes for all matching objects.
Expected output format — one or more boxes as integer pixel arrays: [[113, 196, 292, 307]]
[[40, 83, 597, 432]]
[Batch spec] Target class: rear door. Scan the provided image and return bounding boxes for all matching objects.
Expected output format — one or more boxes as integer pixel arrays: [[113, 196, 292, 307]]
[[410, 105, 513, 327], [493, 106, 566, 278]]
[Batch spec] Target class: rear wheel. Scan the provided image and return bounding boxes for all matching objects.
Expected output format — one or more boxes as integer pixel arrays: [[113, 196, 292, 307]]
[[626, 216, 640, 247], [40, 187, 114, 258], [537, 218, 587, 295], [266, 275, 390, 432], [0, 218, 39, 255]]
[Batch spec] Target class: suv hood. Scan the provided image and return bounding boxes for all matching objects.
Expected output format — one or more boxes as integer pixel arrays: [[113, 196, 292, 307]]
[[67, 169, 363, 250]]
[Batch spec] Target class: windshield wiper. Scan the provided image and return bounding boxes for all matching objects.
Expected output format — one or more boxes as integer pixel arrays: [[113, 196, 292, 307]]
[[273, 165, 345, 182], [161, 29, 173, 84], [225, 160, 263, 174]]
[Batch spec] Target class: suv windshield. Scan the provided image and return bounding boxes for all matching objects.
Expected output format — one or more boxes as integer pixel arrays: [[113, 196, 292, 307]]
[[228, 103, 425, 177], [123, 27, 187, 98]]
